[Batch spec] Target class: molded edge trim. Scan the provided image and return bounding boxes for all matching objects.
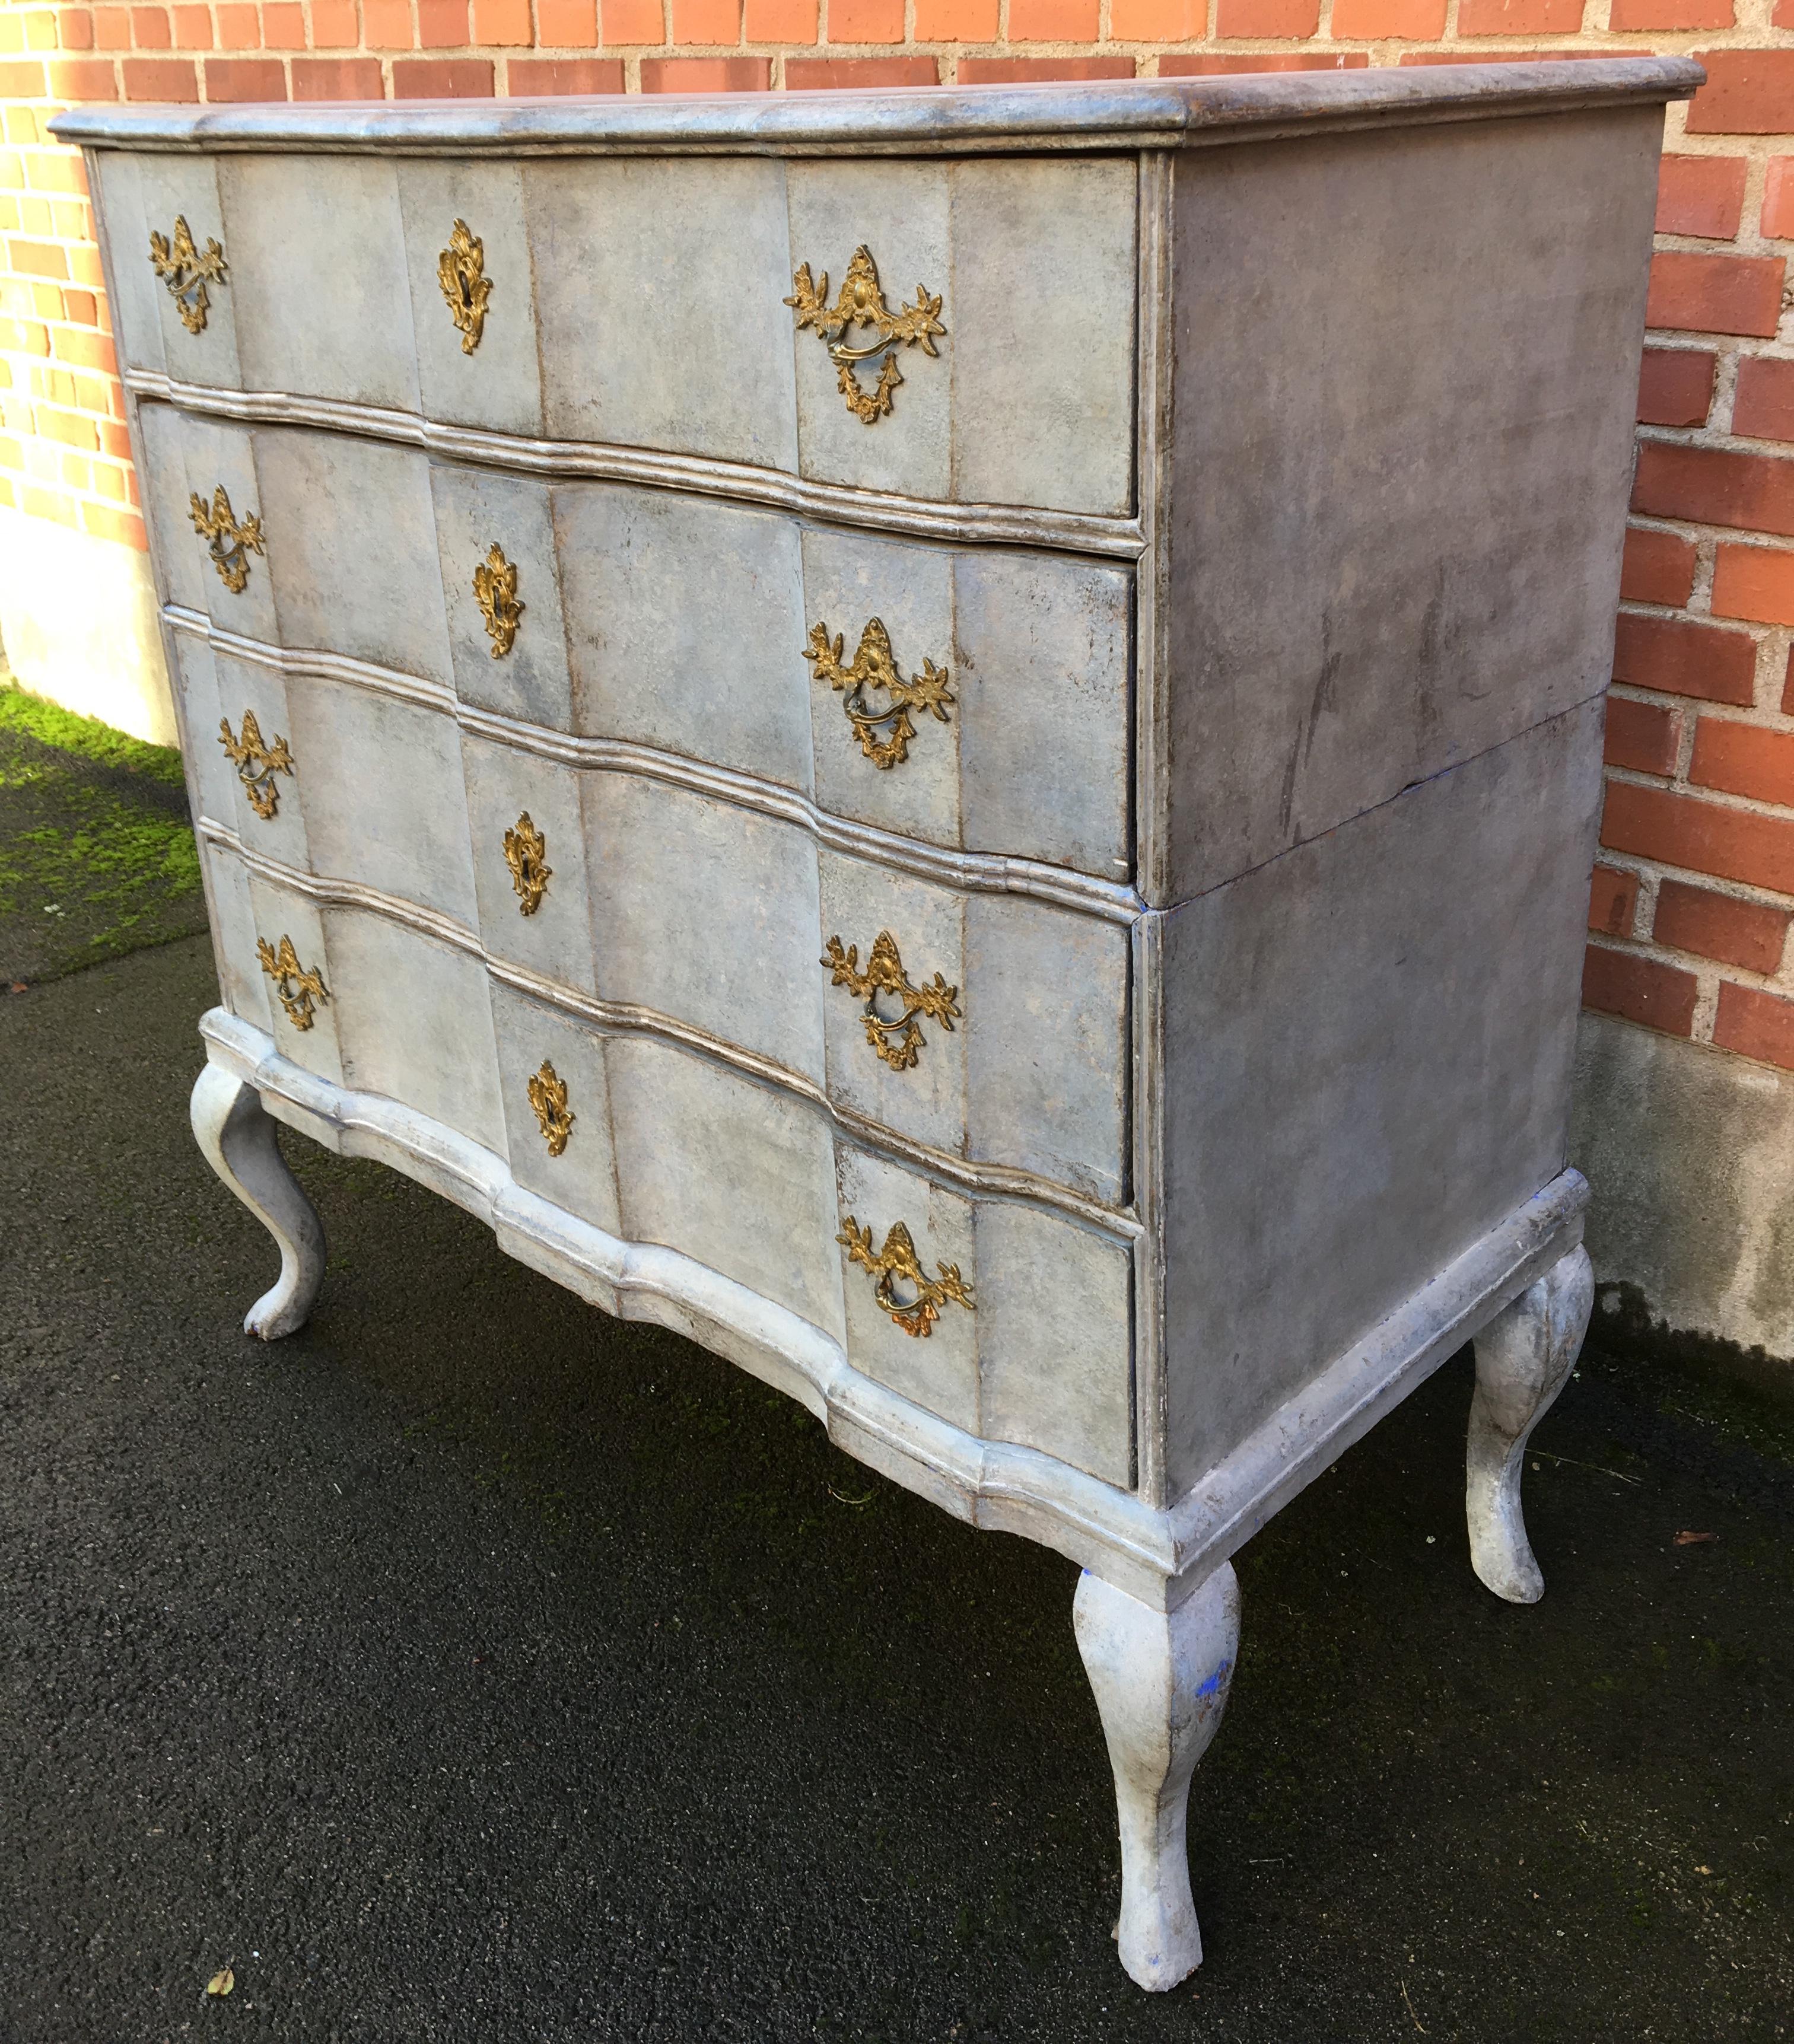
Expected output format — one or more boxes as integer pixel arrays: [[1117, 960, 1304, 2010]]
[[57, 59, 1701, 155], [201, 817, 1139, 1230], [128, 377, 1146, 559], [171, 608, 1145, 925], [199, 1002, 1588, 1607]]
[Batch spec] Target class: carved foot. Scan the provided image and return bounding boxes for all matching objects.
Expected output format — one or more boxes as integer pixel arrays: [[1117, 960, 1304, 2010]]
[[1467, 1244, 1593, 1604], [1073, 1563, 1240, 1992], [189, 1061, 325, 1341]]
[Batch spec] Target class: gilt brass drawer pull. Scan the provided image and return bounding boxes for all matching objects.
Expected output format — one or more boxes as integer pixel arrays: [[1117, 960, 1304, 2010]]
[[474, 542, 522, 657], [527, 1058, 574, 1155], [437, 218, 492, 355], [786, 246, 944, 425], [149, 215, 227, 335], [838, 1215, 973, 1339], [503, 811, 551, 915], [257, 934, 327, 1031], [803, 617, 952, 771], [190, 485, 263, 594], [822, 929, 960, 1072], [218, 709, 294, 820]]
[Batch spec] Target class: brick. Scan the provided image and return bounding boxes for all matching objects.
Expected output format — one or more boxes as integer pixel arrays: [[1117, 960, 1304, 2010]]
[[94, 7, 131, 49], [1785, 647, 1794, 715], [1581, 944, 1698, 1036], [473, 0, 535, 39], [507, 55, 627, 88], [418, 0, 469, 44], [827, 0, 904, 39], [1458, 0, 1581, 30], [1764, 157, 1794, 238], [1633, 442, 1794, 539], [1589, 864, 1640, 937], [1611, 0, 1731, 23], [214, 4, 259, 47], [1108, 0, 1198, 30], [1620, 525, 1696, 607], [52, 328, 115, 373], [788, 56, 938, 86], [1654, 878, 1789, 973], [291, 55, 386, 96], [311, 0, 361, 46], [34, 405, 98, 449], [1637, 347, 1714, 426], [1685, 51, 1794, 136], [1690, 714, 1794, 805], [746, 0, 817, 36], [1712, 541, 1794, 625], [1004, 0, 1098, 33], [204, 56, 287, 97], [958, 56, 1133, 81], [640, 55, 768, 87], [1329, 0, 1448, 34], [1713, 982, 1794, 1068], [0, 60, 47, 91], [1605, 694, 1681, 776], [1160, 50, 1370, 71], [63, 288, 97, 326], [362, 0, 415, 46], [392, 56, 494, 92], [1602, 779, 1794, 896], [670, 0, 738, 38], [1655, 154, 1747, 240], [23, 9, 59, 50], [8, 240, 67, 279], [169, 3, 211, 43], [21, 484, 79, 527], [1612, 612, 1758, 705], [49, 55, 117, 94], [59, 9, 96, 50], [1731, 355, 1794, 444], [913, 0, 997, 30], [603, 0, 666, 38], [537, 0, 600, 40], [78, 500, 145, 549], [1644, 250, 1783, 338], [129, 7, 170, 47], [1215, 0, 1318, 32], [261, 2, 306, 47]]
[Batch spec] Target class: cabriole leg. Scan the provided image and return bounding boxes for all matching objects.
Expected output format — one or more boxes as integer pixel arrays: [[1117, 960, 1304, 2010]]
[[190, 1061, 325, 1342], [1072, 1562, 1240, 1992], [1467, 1243, 1594, 1604]]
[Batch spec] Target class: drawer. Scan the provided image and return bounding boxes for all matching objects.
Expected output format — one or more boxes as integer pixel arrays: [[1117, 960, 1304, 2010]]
[[579, 776, 1130, 1206], [467, 475, 1132, 883], [96, 151, 244, 390], [141, 410, 453, 689], [479, 1007, 1134, 1485], [116, 150, 1138, 519]]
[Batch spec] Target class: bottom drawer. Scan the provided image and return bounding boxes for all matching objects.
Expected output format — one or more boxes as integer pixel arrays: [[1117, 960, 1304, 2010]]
[[210, 871, 1134, 1490]]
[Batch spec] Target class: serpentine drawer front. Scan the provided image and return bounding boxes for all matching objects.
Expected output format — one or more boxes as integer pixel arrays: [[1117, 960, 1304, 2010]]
[[63, 62, 1696, 1994]]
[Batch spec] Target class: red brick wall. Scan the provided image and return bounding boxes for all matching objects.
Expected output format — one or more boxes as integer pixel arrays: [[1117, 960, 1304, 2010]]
[[7, 1, 1794, 1077]]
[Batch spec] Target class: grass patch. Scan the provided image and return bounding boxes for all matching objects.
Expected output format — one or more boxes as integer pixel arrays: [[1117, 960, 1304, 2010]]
[[0, 679, 207, 984]]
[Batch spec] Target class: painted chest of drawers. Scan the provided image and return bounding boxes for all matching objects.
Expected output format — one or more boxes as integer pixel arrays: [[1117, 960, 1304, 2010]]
[[61, 56, 1697, 1991]]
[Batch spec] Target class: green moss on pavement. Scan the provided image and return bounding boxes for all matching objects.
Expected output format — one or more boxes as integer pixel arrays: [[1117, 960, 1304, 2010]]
[[0, 679, 207, 986]]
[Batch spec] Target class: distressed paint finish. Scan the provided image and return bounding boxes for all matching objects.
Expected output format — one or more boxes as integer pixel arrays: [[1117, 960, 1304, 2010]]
[[88, 68, 1690, 1997]]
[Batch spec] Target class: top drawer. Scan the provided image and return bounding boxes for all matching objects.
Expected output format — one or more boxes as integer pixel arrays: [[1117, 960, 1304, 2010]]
[[98, 150, 1139, 521]]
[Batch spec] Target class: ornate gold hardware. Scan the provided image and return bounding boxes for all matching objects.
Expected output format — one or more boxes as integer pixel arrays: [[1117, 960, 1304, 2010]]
[[803, 617, 952, 771], [527, 1058, 574, 1155], [148, 215, 227, 335], [838, 1215, 973, 1339], [257, 933, 328, 1031], [437, 219, 492, 355], [217, 709, 295, 820], [822, 930, 960, 1072], [190, 485, 264, 594], [473, 542, 523, 657], [785, 246, 944, 425], [502, 811, 551, 916]]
